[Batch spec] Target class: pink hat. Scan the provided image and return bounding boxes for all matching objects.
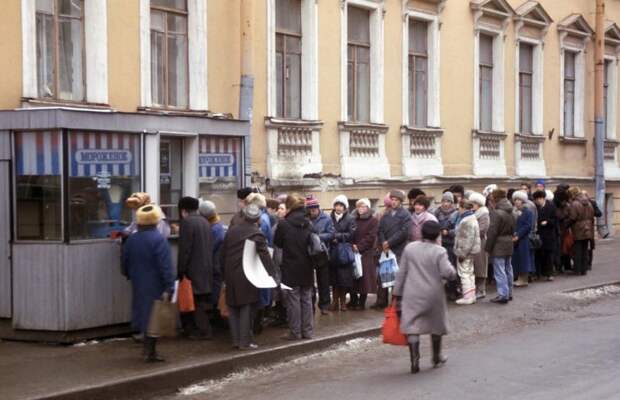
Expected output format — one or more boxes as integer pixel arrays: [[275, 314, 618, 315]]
[[305, 195, 320, 209]]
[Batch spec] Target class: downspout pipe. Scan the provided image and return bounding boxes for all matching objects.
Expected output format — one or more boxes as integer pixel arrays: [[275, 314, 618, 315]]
[[239, 0, 255, 187]]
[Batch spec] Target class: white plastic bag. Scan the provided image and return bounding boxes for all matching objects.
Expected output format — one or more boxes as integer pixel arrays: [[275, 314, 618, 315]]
[[378, 250, 399, 288], [353, 252, 363, 279]]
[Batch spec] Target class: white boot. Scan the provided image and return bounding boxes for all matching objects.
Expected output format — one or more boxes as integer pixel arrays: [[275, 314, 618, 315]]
[[456, 296, 476, 305]]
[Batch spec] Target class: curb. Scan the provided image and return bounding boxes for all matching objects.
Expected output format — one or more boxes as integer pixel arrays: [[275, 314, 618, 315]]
[[30, 326, 382, 400]]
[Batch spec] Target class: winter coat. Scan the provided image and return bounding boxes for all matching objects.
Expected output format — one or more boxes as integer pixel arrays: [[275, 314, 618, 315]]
[[221, 220, 275, 307], [536, 200, 557, 251], [486, 199, 516, 257], [178, 213, 214, 295], [352, 211, 379, 294], [409, 211, 439, 242], [310, 211, 335, 244], [473, 207, 490, 278], [524, 200, 538, 235], [122, 227, 175, 333], [569, 195, 595, 241], [512, 207, 533, 275], [329, 210, 356, 287], [393, 241, 457, 336], [434, 206, 458, 264], [454, 212, 481, 259], [274, 208, 315, 287], [259, 209, 273, 247], [210, 220, 226, 304], [378, 206, 412, 260]]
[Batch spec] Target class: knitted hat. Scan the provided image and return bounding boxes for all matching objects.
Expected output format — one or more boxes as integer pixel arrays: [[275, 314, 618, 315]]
[[198, 200, 216, 219], [483, 184, 498, 197], [286, 193, 306, 212], [243, 203, 262, 221], [333, 194, 349, 208], [512, 190, 529, 203], [469, 192, 486, 207], [389, 190, 405, 202], [441, 191, 454, 203], [305, 195, 320, 209], [136, 204, 162, 226], [536, 179, 546, 188], [126, 192, 151, 209], [356, 198, 371, 209], [246, 192, 267, 208], [237, 187, 255, 200], [422, 221, 441, 241], [383, 193, 392, 208], [178, 196, 199, 211]]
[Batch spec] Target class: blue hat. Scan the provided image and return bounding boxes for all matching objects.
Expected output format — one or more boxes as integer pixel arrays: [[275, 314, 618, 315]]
[[536, 179, 546, 187]]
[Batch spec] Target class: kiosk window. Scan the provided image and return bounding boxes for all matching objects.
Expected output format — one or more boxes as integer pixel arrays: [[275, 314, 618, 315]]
[[160, 138, 183, 224], [14, 131, 63, 241]]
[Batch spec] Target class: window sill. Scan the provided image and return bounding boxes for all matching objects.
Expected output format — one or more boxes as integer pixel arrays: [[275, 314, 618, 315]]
[[559, 136, 588, 145], [338, 121, 389, 133], [137, 107, 233, 119], [471, 129, 507, 139], [265, 117, 324, 129], [400, 126, 444, 137], [514, 132, 546, 142], [604, 138, 620, 147], [22, 98, 111, 110]]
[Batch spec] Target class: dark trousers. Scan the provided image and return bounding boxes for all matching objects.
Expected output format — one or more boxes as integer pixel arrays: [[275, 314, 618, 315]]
[[535, 249, 553, 278], [315, 264, 331, 310], [229, 303, 256, 348], [573, 240, 589, 275], [182, 294, 213, 337]]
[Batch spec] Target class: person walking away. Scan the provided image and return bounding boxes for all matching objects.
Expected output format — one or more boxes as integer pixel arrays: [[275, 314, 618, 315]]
[[306, 195, 335, 315], [274, 194, 315, 340], [230, 187, 257, 227], [567, 187, 595, 276], [434, 191, 459, 301], [583, 190, 602, 270], [454, 199, 480, 305], [122, 204, 175, 362], [470, 192, 490, 299], [178, 197, 215, 340], [409, 196, 438, 242], [351, 198, 378, 310], [375, 190, 412, 309], [511, 191, 533, 287], [486, 190, 516, 304], [393, 221, 457, 374], [533, 190, 557, 281], [221, 204, 276, 350], [329, 195, 356, 311], [199, 200, 226, 307]]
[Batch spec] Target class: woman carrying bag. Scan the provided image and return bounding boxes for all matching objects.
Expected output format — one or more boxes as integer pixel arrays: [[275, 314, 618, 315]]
[[329, 195, 356, 312], [351, 198, 378, 310]]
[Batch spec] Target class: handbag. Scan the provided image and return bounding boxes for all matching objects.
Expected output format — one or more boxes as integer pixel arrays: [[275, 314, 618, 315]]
[[177, 278, 195, 313], [382, 302, 408, 346], [562, 230, 575, 256], [378, 250, 399, 288], [147, 297, 178, 337], [331, 242, 355, 265], [528, 233, 542, 250], [307, 231, 329, 266], [353, 252, 363, 279], [218, 285, 230, 319]]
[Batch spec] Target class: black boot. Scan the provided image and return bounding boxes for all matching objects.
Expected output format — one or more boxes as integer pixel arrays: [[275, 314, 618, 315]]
[[144, 336, 165, 363], [358, 294, 367, 310], [347, 293, 359, 309], [431, 335, 447, 368], [408, 342, 420, 374]]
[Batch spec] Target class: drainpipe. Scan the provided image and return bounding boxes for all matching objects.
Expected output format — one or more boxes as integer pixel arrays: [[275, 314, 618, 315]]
[[594, 0, 608, 237], [239, 0, 255, 187]]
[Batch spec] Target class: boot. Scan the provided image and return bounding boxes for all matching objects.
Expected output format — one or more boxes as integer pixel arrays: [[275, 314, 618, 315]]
[[329, 288, 340, 311], [339, 290, 348, 312], [431, 335, 447, 368], [357, 294, 367, 310], [347, 293, 358, 309], [408, 342, 420, 374], [514, 273, 529, 287], [144, 336, 165, 363]]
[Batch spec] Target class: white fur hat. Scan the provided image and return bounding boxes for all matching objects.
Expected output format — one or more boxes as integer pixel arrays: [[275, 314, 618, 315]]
[[333, 194, 349, 208], [245, 193, 266, 208], [483, 184, 498, 197], [356, 198, 371, 208], [469, 192, 486, 207], [512, 190, 529, 203], [545, 190, 554, 202]]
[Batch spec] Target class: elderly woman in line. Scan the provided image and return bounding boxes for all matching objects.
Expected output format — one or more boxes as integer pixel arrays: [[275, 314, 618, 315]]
[[469, 192, 490, 300], [454, 199, 481, 305], [393, 221, 457, 374], [511, 191, 533, 287], [351, 198, 379, 310]]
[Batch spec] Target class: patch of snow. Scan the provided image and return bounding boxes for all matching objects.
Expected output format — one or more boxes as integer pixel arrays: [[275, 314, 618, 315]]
[[564, 284, 620, 300]]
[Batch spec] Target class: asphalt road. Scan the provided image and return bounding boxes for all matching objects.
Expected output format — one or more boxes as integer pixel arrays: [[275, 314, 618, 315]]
[[158, 295, 620, 400]]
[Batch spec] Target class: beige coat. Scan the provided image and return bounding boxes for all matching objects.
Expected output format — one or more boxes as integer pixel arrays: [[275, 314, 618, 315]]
[[473, 207, 490, 278], [393, 241, 457, 336]]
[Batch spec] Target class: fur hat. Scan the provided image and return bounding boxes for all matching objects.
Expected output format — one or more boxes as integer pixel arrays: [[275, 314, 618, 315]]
[[441, 191, 454, 203], [389, 190, 405, 202], [237, 187, 255, 200], [199, 200, 216, 219], [464, 190, 474, 200], [136, 204, 162, 226], [178, 196, 199, 211], [246, 193, 267, 208], [469, 192, 486, 207], [568, 186, 582, 199], [286, 193, 306, 212], [512, 190, 529, 203], [407, 188, 425, 200], [243, 203, 262, 221], [305, 195, 320, 209], [126, 192, 151, 209], [332, 194, 349, 208], [422, 221, 441, 241], [356, 198, 371, 209], [491, 189, 507, 202], [483, 184, 498, 197]]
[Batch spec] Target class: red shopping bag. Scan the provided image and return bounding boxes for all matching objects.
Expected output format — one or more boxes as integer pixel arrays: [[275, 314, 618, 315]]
[[382, 303, 408, 346], [177, 278, 195, 313]]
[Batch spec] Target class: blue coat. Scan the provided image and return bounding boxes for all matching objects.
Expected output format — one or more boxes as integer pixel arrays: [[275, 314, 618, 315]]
[[310, 211, 335, 244], [512, 208, 533, 275], [210, 221, 226, 304], [122, 227, 175, 333]]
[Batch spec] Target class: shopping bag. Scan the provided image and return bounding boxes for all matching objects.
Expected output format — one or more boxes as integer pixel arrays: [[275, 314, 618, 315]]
[[382, 303, 408, 346], [378, 250, 399, 288], [562, 230, 575, 256], [330, 242, 355, 265], [353, 252, 363, 279], [177, 278, 195, 313], [218, 285, 230, 319], [147, 298, 178, 337]]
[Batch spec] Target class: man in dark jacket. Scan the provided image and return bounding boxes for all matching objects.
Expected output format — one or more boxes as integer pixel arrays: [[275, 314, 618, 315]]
[[306, 195, 335, 315], [486, 190, 516, 304], [533, 190, 557, 281], [274, 194, 315, 340], [178, 196, 215, 339], [221, 204, 275, 350]]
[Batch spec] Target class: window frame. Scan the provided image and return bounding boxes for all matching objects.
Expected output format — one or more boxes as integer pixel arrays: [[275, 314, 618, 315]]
[[478, 33, 494, 133], [408, 19, 428, 129], [518, 42, 534, 135], [347, 6, 371, 123], [275, 0, 303, 120], [563, 50, 577, 138]]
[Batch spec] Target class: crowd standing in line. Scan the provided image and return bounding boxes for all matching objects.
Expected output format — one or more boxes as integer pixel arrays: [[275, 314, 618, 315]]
[[120, 179, 602, 367]]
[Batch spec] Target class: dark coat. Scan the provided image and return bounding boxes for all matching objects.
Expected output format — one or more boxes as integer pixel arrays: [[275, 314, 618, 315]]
[[178, 213, 214, 295], [310, 211, 335, 244], [434, 206, 458, 264], [536, 200, 557, 251], [122, 227, 175, 333], [274, 208, 315, 287], [352, 212, 379, 294], [486, 198, 516, 257], [569, 195, 595, 241], [378, 206, 412, 259], [221, 220, 275, 307], [329, 210, 356, 287], [512, 207, 533, 274]]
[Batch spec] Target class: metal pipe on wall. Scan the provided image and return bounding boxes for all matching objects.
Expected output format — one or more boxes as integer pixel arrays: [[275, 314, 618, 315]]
[[239, 0, 255, 187], [595, 0, 609, 237]]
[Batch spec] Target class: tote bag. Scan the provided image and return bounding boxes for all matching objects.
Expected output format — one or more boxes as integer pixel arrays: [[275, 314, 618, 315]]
[[147, 298, 178, 337], [177, 278, 195, 313], [378, 251, 399, 288], [353, 252, 363, 279], [382, 303, 408, 346]]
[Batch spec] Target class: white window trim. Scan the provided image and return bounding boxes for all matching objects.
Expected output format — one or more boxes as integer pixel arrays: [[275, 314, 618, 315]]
[[473, 27, 505, 133], [139, 0, 208, 110], [515, 37, 543, 135], [21, 0, 109, 104], [559, 40, 587, 138], [605, 55, 618, 140]]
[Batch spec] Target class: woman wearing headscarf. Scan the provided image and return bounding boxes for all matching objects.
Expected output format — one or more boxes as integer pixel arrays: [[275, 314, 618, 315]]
[[329, 195, 356, 311], [351, 198, 378, 310]]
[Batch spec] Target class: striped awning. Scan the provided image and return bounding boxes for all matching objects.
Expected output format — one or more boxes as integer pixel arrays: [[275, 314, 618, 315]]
[[199, 136, 241, 178], [15, 131, 62, 176], [70, 132, 141, 177]]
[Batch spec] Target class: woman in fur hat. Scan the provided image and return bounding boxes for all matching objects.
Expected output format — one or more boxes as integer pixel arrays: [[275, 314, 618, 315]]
[[329, 195, 356, 311], [351, 198, 378, 310]]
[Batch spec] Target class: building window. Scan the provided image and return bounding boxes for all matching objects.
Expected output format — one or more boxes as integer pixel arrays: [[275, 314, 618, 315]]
[[563, 51, 576, 137], [479, 34, 494, 132], [347, 6, 370, 123], [409, 20, 428, 128], [159, 138, 183, 223], [35, 0, 85, 101], [519, 43, 534, 134], [151, 0, 189, 109], [275, 0, 302, 119]]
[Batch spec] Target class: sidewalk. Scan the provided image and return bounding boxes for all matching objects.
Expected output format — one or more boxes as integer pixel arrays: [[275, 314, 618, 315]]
[[1, 238, 618, 400]]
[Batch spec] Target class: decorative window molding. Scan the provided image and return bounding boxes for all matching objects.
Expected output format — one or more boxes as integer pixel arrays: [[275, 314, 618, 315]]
[[139, 0, 208, 110], [558, 14, 593, 140], [604, 139, 620, 178], [338, 122, 390, 179], [21, 0, 108, 104], [605, 22, 620, 141], [471, 0, 513, 177]]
